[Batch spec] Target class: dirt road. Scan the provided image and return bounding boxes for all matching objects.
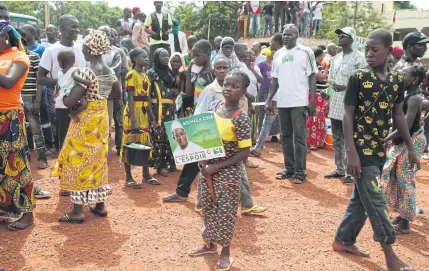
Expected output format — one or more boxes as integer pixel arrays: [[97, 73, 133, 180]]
[[1, 142, 428, 271]]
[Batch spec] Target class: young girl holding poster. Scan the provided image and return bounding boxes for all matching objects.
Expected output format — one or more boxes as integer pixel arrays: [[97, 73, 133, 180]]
[[188, 71, 252, 271], [121, 48, 159, 188]]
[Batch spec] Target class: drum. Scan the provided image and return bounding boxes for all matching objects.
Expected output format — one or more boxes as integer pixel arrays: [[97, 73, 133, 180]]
[[123, 143, 152, 166]]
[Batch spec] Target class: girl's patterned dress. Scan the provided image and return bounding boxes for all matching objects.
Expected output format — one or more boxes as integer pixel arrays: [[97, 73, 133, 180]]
[[120, 70, 152, 161], [200, 109, 251, 247], [148, 69, 176, 169]]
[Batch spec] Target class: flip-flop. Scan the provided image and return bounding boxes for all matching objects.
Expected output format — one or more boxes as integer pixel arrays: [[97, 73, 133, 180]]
[[8, 221, 32, 231], [215, 258, 234, 271], [241, 204, 267, 215], [144, 177, 160, 185], [59, 190, 71, 196], [58, 214, 84, 224], [394, 225, 410, 235], [163, 193, 187, 203], [37, 160, 48, 169], [89, 206, 108, 217], [125, 180, 142, 189], [188, 246, 218, 257]]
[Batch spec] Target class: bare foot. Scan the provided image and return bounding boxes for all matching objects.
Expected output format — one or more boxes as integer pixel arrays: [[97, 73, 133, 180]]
[[332, 240, 369, 257], [8, 212, 34, 231], [386, 255, 413, 271]]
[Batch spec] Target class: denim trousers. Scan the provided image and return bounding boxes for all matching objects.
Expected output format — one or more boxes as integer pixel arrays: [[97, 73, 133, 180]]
[[311, 19, 321, 36], [22, 95, 47, 161], [254, 112, 277, 152], [299, 13, 311, 37], [39, 90, 55, 149], [285, 9, 297, 26], [331, 119, 346, 175], [424, 131, 429, 153], [248, 13, 261, 37], [335, 166, 396, 245], [264, 15, 273, 37], [278, 107, 307, 175], [195, 165, 254, 208]]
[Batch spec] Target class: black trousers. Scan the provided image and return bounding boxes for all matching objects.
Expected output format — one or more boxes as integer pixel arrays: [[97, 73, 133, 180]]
[[274, 2, 286, 33], [149, 43, 171, 68], [55, 108, 71, 150], [175, 162, 200, 198]]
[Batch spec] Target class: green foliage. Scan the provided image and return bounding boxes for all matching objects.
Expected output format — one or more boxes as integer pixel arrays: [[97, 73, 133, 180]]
[[5, 1, 122, 32], [319, 2, 392, 42], [393, 1, 417, 10]]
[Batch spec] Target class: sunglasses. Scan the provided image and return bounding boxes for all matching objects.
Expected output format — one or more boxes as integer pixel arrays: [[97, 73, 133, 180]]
[[338, 34, 350, 39]]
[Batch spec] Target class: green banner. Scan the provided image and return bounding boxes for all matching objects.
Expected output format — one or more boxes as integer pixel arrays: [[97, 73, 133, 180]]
[[165, 113, 225, 165]]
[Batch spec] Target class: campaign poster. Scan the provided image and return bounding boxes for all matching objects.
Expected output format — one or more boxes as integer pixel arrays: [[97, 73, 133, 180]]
[[164, 113, 225, 165]]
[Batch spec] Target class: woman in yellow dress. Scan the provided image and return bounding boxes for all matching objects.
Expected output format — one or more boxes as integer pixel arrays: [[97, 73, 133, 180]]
[[51, 30, 120, 223], [121, 48, 159, 188]]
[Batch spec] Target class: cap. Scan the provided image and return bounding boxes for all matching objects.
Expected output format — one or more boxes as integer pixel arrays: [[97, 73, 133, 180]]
[[171, 121, 184, 133], [402, 31, 429, 49], [261, 48, 272, 57], [392, 46, 404, 59], [335, 27, 357, 41]]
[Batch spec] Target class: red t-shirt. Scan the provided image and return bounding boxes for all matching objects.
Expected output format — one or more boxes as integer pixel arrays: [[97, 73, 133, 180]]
[[248, 1, 261, 14]]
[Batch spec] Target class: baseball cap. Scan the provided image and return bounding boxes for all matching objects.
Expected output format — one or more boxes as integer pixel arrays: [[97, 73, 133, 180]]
[[402, 31, 429, 49], [335, 27, 357, 41]]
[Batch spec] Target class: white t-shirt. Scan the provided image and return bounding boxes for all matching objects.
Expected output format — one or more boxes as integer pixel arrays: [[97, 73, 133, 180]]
[[239, 63, 261, 97], [271, 45, 318, 108], [58, 67, 78, 97], [174, 141, 204, 156], [39, 42, 87, 109], [313, 3, 323, 20], [168, 31, 188, 54]]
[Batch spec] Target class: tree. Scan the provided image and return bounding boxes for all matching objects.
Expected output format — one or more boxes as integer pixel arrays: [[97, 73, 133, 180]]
[[4, 1, 122, 33], [393, 1, 417, 10]]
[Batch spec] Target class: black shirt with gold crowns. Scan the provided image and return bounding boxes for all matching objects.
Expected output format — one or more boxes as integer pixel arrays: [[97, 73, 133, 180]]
[[344, 69, 405, 167]]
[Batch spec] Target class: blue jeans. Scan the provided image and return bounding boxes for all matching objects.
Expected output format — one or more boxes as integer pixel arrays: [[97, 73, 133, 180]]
[[264, 15, 273, 38], [335, 166, 396, 245], [424, 131, 429, 153], [311, 19, 321, 36], [254, 112, 276, 152], [299, 13, 311, 37], [248, 13, 261, 37]]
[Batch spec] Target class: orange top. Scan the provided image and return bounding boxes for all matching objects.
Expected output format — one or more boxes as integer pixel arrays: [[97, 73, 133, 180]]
[[0, 47, 30, 112]]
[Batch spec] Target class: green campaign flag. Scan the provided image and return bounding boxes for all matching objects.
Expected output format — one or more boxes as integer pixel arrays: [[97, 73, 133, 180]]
[[165, 113, 225, 165]]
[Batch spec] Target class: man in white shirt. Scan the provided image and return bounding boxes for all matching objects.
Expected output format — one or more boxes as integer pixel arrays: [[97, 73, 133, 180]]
[[171, 121, 204, 156], [324, 26, 367, 184], [265, 24, 317, 184], [311, 2, 324, 37], [38, 15, 87, 151], [169, 19, 188, 54]]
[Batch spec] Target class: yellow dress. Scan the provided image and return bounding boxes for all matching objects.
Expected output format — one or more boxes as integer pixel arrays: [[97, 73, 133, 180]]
[[120, 69, 152, 162], [51, 68, 115, 204]]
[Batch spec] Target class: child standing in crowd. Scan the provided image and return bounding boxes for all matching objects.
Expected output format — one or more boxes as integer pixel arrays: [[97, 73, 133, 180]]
[[332, 29, 418, 271], [121, 48, 158, 189], [57, 50, 93, 122], [382, 64, 427, 235], [189, 71, 252, 271], [148, 48, 176, 178]]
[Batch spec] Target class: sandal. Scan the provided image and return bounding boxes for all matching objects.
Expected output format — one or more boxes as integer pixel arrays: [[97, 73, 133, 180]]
[[293, 173, 306, 184], [157, 168, 169, 177], [241, 204, 267, 215], [249, 148, 261, 157], [34, 187, 51, 199], [89, 206, 108, 217], [58, 213, 84, 224], [59, 190, 71, 196], [188, 246, 217, 257], [125, 180, 142, 189], [394, 225, 410, 235], [144, 177, 160, 185], [163, 193, 187, 202], [324, 171, 346, 179], [37, 160, 48, 169], [215, 258, 234, 271], [276, 171, 295, 180]]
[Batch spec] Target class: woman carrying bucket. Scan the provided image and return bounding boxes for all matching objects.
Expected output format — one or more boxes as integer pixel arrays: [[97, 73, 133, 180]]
[[121, 48, 159, 189]]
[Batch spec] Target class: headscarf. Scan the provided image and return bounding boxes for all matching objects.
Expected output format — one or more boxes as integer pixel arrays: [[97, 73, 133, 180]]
[[152, 48, 176, 88], [0, 20, 25, 52], [392, 46, 405, 60], [215, 36, 241, 71], [261, 48, 272, 57], [172, 19, 179, 35], [83, 30, 110, 56], [169, 52, 186, 73], [132, 7, 141, 16]]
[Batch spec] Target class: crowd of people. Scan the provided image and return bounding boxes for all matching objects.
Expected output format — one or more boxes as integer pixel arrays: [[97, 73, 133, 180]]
[[237, 1, 327, 40], [1, 1, 429, 270]]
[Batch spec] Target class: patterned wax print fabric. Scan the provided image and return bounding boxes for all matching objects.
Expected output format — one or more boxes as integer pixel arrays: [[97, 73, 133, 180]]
[[306, 93, 328, 148]]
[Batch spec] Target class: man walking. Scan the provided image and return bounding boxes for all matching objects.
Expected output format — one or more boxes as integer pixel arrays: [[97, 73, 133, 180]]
[[265, 25, 317, 184], [145, 1, 173, 67], [324, 27, 366, 184]]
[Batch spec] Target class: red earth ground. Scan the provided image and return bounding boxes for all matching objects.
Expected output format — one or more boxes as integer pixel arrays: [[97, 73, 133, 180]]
[[1, 141, 428, 271]]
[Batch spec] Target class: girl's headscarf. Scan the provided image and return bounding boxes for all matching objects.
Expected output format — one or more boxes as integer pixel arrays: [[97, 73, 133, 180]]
[[83, 30, 110, 56], [169, 52, 186, 73], [153, 48, 175, 88], [0, 20, 25, 52], [215, 36, 241, 71]]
